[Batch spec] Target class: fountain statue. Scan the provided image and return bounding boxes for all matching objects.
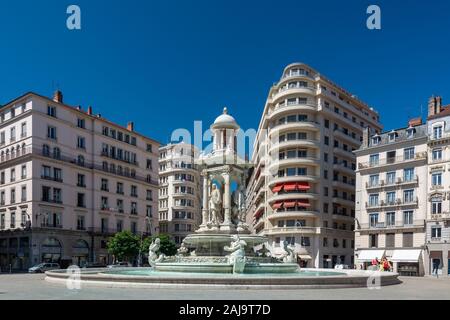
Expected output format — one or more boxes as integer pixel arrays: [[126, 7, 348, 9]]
[[148, 238, 165, 267], [224, 235, 247, 273], [281, 241, 297, 264]]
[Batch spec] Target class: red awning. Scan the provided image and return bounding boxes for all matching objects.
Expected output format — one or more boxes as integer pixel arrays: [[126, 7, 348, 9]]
[[297, 182, 310, 190], [283, 201, 297, 208], [272, 184, 284, 193], [253, 208, 264, 219], [297, 200, 311, 207], [272, 202, 283, 210], [284, 183, 297, 191]]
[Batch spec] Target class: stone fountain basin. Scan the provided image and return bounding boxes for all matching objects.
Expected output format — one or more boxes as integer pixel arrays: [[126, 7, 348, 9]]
[[154, 262, 300, 274]]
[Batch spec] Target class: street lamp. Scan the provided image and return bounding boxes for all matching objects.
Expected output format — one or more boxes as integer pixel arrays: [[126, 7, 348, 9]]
[[138, 216, 152, 267]]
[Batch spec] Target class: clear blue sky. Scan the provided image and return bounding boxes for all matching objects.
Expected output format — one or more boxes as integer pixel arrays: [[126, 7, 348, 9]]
[[1, 0, 450, 147]]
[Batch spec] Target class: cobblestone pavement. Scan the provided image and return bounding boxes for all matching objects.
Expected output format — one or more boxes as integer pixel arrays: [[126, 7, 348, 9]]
[[0, 273, 449, 300]]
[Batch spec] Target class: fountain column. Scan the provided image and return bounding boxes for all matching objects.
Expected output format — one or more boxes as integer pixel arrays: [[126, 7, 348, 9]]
[[220, 167, 234, 231], [199, 171, 209, 231]]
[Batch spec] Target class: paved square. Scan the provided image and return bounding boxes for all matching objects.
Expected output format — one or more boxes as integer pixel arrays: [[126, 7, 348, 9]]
[[0, 273, 449, 300]]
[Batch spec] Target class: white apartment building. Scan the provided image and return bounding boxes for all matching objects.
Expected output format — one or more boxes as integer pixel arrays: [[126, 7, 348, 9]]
[[159, 143, 202, 245], [246, 63, 382, 268], [426, 96, 450, 277], [355, 119, 428, 276], [0, 91, 159, 270]]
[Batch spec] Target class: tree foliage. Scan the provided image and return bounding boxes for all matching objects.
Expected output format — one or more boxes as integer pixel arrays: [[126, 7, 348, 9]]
[[107, 231, 140, 262]]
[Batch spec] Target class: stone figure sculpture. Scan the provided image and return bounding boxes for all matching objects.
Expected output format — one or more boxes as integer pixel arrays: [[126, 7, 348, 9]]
[[148, 238, 165, 267], [281, 241, 296, 263], [232, 185, 250, 232], [209, 184, 222, 226], [224, 235, 247, 273], [255, 244, 271, 257], [177, 240, 189, 256]]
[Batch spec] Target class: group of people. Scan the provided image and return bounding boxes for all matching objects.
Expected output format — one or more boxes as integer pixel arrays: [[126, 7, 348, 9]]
[[371, 257, 392, 272]]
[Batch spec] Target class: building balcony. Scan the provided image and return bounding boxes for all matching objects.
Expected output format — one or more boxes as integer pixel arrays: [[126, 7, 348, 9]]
[[0, 146, 32, 164], [268, 157, 320, 172], [430, 212, 450, 221], [271, 86, 316, 103], [41, 198, 63, 205], [264, 226, 320, 235], [41, 175, 63, 183], [365, 197, 418, 210], [332, 213, 355, 221], [267, 210, 319, 220], [100, 150, 139, 166], [269, 192, 318, 204], [87, 227, 116, 235], [358, 153, 427, 170], [40, 223, 63, 229], [268, 175, 319, 188], [332, 163, 356, 176], [269, 122, 320, 138], [357, 219, 425, 231], [333, 129, 361, 146], [333, 147, 355, 159], [267, 103, 317, 120], [332, 197, 355, 207], [332, 180, 355, 191], [269, 140, 320, 153]]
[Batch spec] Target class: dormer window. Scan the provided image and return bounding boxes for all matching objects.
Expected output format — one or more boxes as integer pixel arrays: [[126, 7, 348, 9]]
[[406, 128, 416, 138], [372, 136, 381, 145], [433, 125, 443, 140], [388, 132, 398, 142]]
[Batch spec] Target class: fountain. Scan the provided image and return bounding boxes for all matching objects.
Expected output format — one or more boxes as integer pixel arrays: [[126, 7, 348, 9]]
[[148, 107, 299, 274], [44, 108, 401, 289]]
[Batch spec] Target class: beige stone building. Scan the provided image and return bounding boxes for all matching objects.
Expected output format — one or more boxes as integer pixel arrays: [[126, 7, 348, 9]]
[[0, 91, 159, 270], [158, 143, 202, 245], [246, 63, 381, 268], [354, 119, 428, 276], [425, 96, 450, 277]]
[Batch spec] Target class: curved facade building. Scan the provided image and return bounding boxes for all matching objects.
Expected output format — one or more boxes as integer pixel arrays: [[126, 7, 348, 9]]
[[158, 143, 202, 245], [246, 63, 382, 268]]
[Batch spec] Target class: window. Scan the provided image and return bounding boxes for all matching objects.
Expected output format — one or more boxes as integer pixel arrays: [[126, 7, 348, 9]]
[[386, 234, 395, 248], [131, 185, 138, 197], [10, 188, 16, 204], [10, 127, 16, 141], [10, 168, 15, 182], [386, 212, 395, 226], [77, 193, 85, 207], [432, 200, 442, 214], [369, 175, 379, 187], [54, 168, 62, 182], [432, 173, 442, 186], [10, 212, 16, 228], [431, 226, 442, 239], [77, 136, 86, 149], [369, 213, 379, 227], [369, 194, 379, 207], [21, 165, 26, 179], [403, 168, 414, 182], [117, 182, 124, 194], [101, 179, 109, 191], [404, 147, 415, 160], [370, 234, 378, 248], [116, 220, 123, 232], [43, 144, 50, 156], [42, 186, 51, 202], [432, 149, 443, 161], [403, 211, 413, 225], [47, 126, 57, 140], [403, 232, 413, 248], [21, 186, 27, 202], [146, 206, 152, 218], [146, 159, 152, 170], [77, 174, 86, 187], [406, 128, 415, 138], [101, 218, 108, 233], [433, 126, 443, 139], [0, 131, 4, 145], [369, 154, 379, 166], [386, 172, 396, 185], [47, 106, 57, 117], [131, 202, 137, 215], [403, 190, 414, 203], [324, 136, 329, 145], [77, 118, 85, 129], [21, 122, 27, 137], [146, 190, 153, 201], [386, 192, 396, 205], [117, 199, 124, 213], [53, 188, 62, 203], [77, 216, 85, 230], [41, 165, 51, 179]]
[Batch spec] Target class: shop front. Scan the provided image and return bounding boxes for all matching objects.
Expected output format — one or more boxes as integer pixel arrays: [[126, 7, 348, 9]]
[[391, 249, 423, 276], [41, 237, 62, 264], [355, 249, 385, 270], [72, 239, 89, 267]]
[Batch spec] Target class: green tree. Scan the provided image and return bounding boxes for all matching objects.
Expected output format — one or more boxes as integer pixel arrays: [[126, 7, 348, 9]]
[[107, 231, 140, 262], [141, 234, 178, 257]]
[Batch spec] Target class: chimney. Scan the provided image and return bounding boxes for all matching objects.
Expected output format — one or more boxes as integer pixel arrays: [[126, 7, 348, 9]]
[[53, 90, 63, 103], [127, 122, 135, 132], [87, 106, 93, 115], [428, 95, 442, 117], [362, 127, 370, 148]]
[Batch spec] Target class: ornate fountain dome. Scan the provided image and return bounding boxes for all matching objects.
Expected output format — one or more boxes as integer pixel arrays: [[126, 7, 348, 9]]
[[211, 107, 239, 130]]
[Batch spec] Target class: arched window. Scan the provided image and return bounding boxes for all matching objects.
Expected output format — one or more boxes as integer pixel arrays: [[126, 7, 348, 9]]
[[73, 239, 89, 249]]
